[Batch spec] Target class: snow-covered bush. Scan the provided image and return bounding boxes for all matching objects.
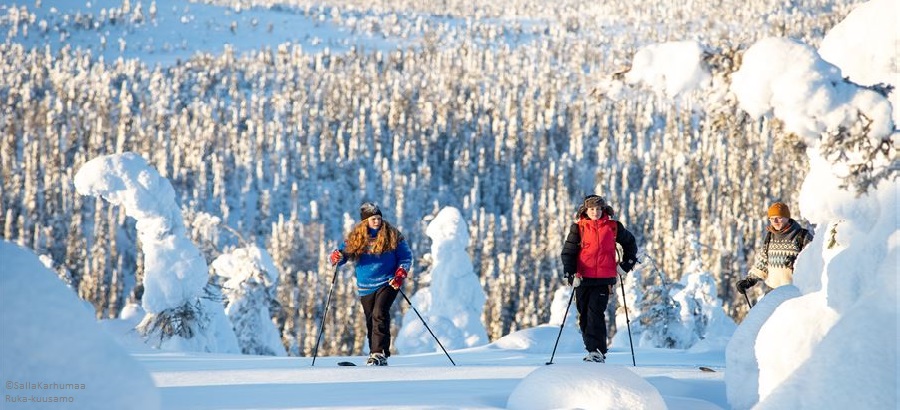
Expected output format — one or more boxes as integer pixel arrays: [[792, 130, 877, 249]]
[[671, 261, 736, 351]]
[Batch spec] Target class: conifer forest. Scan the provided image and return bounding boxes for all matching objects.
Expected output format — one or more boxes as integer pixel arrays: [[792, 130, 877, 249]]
[[0, 0, 865, 355]]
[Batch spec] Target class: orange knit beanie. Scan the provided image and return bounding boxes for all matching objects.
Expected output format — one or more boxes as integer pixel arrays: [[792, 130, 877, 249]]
[[767, 202, 791, 218]]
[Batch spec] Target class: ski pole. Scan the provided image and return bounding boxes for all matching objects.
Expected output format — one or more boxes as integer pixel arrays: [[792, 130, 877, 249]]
[[743, 291, 754, 308], [618, 268, 636, 366], [546, 286, 575, 365], [398, 288, 456, 366], [311, 265, 339, 366]]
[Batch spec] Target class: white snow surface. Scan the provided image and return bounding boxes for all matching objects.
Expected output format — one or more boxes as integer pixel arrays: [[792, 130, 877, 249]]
[[0, 241, 160, 410], [1, 240, 728, 409]]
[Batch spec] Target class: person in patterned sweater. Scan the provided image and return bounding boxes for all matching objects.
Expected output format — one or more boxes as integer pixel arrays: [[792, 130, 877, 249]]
[[737, 202, 813, 294]]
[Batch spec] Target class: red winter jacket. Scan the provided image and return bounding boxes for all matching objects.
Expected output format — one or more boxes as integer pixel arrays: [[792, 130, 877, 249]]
[[576, 216, 619, 278], [560, 214, 638, 286]]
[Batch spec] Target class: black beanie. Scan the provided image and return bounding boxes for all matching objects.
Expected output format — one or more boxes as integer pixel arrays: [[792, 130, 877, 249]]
[[360, 202, 382, 220]]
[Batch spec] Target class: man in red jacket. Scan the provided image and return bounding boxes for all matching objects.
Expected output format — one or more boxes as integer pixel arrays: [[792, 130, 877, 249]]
[[560, 195, 638, 363]]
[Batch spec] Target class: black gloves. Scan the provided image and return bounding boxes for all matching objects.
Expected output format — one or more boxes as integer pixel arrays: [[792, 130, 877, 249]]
[[736, 277, 759, 294]]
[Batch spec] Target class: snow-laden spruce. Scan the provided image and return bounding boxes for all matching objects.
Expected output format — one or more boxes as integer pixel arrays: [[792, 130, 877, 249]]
[[726, 1, 898, 408], [625, 40, 712, 98], [612, 243, 736, 351], [395, 207, 488, 353], [730, 37, 893, 142], [211, 246, 286, 356], [74, 152, 239, 353], [670, 260, 737, 351]]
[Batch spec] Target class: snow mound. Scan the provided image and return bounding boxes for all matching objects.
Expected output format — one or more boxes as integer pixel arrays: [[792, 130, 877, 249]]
[[757, 286, 897, 409], [492, 324, 582, 354], [0, 241, 160, 410], [507, 364, 666, 410], [725, 285, 801, 409]]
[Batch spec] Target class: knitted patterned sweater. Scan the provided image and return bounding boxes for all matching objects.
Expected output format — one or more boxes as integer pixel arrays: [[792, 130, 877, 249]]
[[750, 219, 813, 288]]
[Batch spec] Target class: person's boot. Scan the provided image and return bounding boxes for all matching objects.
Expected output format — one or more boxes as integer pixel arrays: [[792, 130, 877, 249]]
[[582, 349, 605, 363], [366, 352, 388, 366]]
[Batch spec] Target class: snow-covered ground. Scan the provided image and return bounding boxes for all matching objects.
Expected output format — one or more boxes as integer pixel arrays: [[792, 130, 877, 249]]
[[3, 238, 726, 409], [134, 339, 726, 409]]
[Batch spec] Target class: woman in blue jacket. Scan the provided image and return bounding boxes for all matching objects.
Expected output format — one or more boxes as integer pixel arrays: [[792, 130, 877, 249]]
[[330, 202, 412, 366]]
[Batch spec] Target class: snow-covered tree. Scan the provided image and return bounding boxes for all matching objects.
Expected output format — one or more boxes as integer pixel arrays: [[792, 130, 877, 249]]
[[211, 246, 286, 356], [670, 260, 737, 350], [548, 286, 578, 328], [636, 280, 682, 348], [625, 235, 737, 351], [726, 1, 897, 407], [74, 152, 239, 353], [396, 207, 488, 353]]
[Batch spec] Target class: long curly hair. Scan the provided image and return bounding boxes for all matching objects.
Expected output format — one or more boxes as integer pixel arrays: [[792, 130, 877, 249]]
[[342, 219, 404, 260]]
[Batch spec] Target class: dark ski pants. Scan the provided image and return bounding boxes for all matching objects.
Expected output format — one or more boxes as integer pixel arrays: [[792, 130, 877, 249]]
[[359, 285, 399, 357], [575, 285, 611, 354]]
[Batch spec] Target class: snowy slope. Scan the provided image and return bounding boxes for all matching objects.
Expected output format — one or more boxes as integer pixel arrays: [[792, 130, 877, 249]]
[[0, 0, 405, 65]]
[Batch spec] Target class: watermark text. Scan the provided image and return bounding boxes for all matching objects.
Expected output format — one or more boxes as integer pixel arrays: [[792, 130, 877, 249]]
[[4, 380, 84, 405]]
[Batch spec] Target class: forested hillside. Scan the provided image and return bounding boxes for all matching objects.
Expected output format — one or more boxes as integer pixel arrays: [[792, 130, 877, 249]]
[[0, 0, 860, 355]]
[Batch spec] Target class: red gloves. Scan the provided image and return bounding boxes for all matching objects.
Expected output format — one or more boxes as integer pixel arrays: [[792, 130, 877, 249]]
[[389, 267, 408, 289], [329, 249, 343, 266]]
